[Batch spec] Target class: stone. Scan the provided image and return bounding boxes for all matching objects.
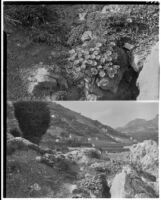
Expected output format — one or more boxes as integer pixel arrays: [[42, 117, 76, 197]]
[[81, 31, 93, 42], [124, 43, 134, 51], [110, 165, 158, 198], [136, 42, 159, 100], [129, 140, 158, 177], [78, 12, 87, 21]]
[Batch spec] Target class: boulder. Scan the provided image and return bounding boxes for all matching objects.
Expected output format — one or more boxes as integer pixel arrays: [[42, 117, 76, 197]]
[[110, 140, 159, 198], [26, 67, 50, 94], [136, 42, 159, 100], [129, 140, 158, 177], [78, 11, 87, 21], [110, 165, 158, 198], [81, 31, 93, 42]]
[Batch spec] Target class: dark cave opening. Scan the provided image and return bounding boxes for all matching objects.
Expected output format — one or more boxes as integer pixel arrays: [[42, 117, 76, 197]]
[[13, 101, 51, 144]]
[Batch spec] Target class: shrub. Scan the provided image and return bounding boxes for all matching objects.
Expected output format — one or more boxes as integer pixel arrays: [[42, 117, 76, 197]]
[[13, 101, 50, 144]]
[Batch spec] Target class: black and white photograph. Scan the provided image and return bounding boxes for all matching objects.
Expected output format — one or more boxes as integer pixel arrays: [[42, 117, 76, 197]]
[[6, 101, 159, 198], [4, 1, 159, 101], [1, 0, 160, 199]]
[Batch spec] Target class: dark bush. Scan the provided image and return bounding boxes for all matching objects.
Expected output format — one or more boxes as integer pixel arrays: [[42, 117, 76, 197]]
[[14, 101, 50, 144]]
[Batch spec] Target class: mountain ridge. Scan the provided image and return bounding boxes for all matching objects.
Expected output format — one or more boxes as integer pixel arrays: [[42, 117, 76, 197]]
[[116, 114, 158, 142]]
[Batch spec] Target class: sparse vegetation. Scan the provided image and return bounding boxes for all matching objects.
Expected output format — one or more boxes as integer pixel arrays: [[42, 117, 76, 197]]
[[4, 4, 70, 45]]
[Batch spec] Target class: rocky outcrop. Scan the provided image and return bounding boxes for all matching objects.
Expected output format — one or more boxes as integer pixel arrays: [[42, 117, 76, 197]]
[[110, 141, 159, 198], [136, 42, 159, 100], [81, 31, 93, 42], [110, 165, 158, 198], [22, 64, 69, 100], [7, 136, 55, 155], [129, 140, 158, 177]]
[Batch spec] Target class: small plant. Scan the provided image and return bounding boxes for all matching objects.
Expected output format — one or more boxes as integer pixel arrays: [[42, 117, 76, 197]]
[[66, 38, 121, 93]]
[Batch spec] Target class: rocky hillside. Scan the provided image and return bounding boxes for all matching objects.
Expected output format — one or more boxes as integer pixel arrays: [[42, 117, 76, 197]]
[[116, 114, 158, 142], [6, 136, 159, 197]]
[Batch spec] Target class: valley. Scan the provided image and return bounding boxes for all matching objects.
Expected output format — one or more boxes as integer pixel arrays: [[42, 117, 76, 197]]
[[6, 101, 159, 198]]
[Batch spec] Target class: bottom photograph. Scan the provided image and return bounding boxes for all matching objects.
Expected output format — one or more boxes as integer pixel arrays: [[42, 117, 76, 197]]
[[5, 101, 159, 198]]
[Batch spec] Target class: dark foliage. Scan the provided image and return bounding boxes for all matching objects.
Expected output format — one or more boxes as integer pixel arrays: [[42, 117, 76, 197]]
[[14, 101, 50, 144]]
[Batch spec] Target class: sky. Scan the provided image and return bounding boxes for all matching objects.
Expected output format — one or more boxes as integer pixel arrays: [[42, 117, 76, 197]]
[[58, 101, 159, 128]]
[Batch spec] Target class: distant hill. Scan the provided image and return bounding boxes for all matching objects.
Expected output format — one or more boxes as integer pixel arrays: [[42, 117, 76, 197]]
[[116, 115, 158, 142], [45, 102, 131, 148]]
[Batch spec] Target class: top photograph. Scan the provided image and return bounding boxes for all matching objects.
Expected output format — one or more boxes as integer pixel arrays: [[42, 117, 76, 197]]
[[4, 2, 159, 101]]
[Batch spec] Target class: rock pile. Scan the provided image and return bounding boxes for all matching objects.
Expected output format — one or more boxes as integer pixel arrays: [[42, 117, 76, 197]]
[[129, 140, 158, 177]]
